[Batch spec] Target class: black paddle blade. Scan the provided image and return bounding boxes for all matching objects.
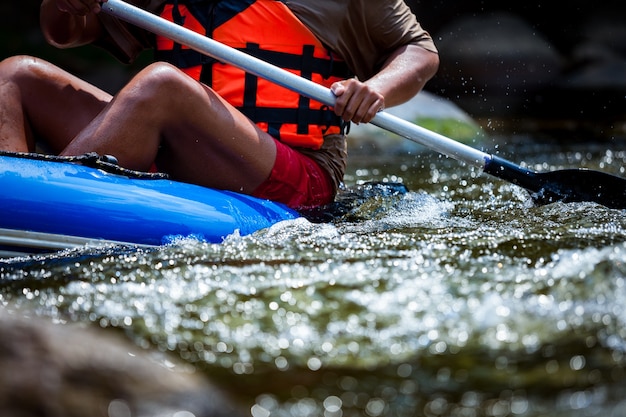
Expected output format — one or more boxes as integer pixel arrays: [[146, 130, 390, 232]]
[[533, 169, 626, 208], [484, 155, 626, 209]]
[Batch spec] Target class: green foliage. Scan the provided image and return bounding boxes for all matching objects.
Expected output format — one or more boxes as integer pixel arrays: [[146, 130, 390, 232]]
[[415, 116, 484, 143]]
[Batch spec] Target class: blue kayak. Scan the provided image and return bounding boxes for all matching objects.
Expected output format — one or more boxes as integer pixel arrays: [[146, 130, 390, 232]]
[[0, 152, 300, 257]]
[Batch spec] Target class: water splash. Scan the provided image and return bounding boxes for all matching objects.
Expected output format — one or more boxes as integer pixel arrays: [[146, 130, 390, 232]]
[[2, 141, 626, 416]]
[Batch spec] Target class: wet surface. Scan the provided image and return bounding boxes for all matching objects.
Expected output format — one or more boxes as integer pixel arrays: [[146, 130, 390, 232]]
[[2, 134, 626, 416]]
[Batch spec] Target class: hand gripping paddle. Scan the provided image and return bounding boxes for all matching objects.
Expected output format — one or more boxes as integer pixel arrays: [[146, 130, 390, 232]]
[[101, 0, 626, 209]]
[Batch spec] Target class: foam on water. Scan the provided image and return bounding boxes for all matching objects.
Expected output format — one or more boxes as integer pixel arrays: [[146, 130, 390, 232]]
[[2, 138, 626, 416]]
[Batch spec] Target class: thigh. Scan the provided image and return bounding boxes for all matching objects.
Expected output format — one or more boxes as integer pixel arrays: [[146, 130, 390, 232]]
[[57, 61, 276, 192], [7, 56, 111, 152], [155, 80, 279, 195]]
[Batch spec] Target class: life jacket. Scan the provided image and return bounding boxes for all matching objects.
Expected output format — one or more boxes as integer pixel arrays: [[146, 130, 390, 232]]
[[154, 0, 353, 149]]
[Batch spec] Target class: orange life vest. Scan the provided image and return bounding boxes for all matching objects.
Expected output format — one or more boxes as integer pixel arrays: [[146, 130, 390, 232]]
[[155, 0, 352, 149]]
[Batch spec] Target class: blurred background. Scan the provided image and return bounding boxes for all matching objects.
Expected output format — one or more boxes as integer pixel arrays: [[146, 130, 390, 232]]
[[2, 3, 626, 416], [2, 0, 626, 138]]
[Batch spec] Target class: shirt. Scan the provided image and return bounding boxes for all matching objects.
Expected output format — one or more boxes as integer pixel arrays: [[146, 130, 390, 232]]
[[284, 0, 437, 81], [94, 0, 437, 193], [96, 0, 438, 79]]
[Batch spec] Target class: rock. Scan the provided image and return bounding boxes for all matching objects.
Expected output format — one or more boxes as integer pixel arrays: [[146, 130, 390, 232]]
[[521, 10, 626, 136], [428, 12, 563, 119], [0, 307, 247, 417], [559, 13, 626, 90]]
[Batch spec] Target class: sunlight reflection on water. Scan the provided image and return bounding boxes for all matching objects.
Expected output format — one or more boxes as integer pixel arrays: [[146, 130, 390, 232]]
[[2, 135, 626, 416]]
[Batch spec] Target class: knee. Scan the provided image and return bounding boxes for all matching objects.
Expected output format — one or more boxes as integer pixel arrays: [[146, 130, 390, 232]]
[[0, 56, 68, 91], [112, 62, 204, 121], [120, 62, 209, 114], [0, 55, 41, 80], [130, 62, 196, 96]]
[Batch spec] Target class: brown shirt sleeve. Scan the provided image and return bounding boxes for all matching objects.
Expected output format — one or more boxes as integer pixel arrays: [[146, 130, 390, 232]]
[[96, 0, 436, 78], [284, 0, 438, 81]]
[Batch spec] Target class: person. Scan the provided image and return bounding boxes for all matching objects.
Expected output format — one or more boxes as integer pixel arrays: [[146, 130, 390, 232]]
[[0, 0, 439, 209]]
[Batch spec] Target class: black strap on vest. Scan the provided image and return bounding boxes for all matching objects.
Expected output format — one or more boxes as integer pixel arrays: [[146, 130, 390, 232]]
[[155, 0, 353, 138]]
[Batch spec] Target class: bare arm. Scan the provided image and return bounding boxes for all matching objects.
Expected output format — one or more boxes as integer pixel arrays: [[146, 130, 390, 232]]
[[40, 0, 106, 48], [331, 44, 440, 124], [365, 44, 439, 108]]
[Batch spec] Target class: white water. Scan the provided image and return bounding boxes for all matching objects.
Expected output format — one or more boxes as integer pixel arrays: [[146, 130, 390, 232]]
[[2, 136, 626, 416]]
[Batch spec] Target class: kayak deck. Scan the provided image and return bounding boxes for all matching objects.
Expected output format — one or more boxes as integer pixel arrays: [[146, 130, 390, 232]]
[[0, 152, 300, 257]]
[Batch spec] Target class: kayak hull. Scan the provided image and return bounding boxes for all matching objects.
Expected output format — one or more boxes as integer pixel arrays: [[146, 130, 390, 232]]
[[0, 154, 300, 257]]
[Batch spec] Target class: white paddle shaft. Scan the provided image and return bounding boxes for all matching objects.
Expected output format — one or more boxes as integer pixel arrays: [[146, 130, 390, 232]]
[[102, 0, 490, 168]]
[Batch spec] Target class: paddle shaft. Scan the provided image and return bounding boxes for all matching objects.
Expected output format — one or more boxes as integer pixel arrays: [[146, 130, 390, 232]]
[[101, 0, 489, 169]]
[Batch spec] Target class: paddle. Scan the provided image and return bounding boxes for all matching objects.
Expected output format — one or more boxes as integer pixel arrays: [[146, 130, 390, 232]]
[[101, 0, 626, 209]]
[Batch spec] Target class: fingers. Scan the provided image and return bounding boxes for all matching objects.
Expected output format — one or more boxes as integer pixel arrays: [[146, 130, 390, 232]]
[[56, 0, 102, 15], [331, 79, 384, 124]]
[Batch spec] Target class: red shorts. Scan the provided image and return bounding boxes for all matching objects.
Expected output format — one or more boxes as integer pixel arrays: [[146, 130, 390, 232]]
[[252, 139, 334, 209]]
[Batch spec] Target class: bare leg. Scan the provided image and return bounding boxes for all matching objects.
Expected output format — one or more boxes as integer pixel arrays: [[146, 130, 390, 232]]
[[62, 62, 277, 194], [0, 55, 111, 153]]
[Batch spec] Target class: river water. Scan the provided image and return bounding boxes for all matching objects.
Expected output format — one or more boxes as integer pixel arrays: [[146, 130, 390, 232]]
[[1, 133, 626, 417]]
